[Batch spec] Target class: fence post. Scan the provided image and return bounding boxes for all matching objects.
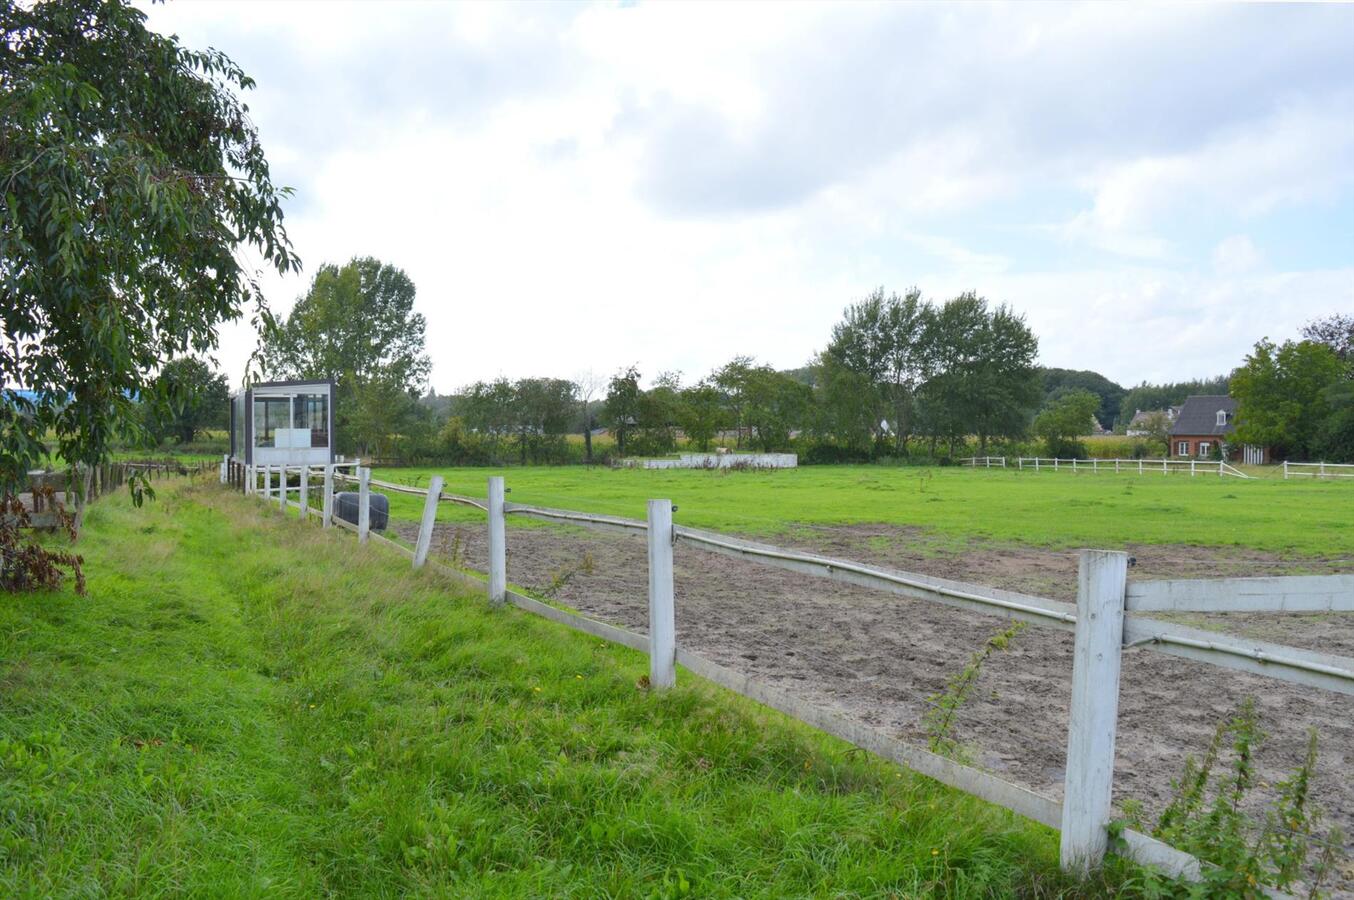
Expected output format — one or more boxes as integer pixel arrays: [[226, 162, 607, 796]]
[[299, 466, 309, 518], [413, 475, 444, 569], [358, 467, 371, 544], [1060, 549, 1129, 876], [1283, 460, 1289, 479], [322, 465, 334, 528], [1190, 459, 1196, 477], [647, 499, 677, 690], [278, 466, 287, 510], [488, 476, 506, 604]]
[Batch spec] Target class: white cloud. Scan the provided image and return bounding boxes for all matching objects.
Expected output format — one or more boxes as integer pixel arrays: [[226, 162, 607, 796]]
[[138, 1, 1354, 391]]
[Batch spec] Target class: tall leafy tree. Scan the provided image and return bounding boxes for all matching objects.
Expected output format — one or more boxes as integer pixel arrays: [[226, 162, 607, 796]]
[[260, 257, 430, 451], [676, 382, 724, 451], [1230, 339, 1343, 460], [1302, 314, 1354, 363], [1032, 389, 1099, 458], [145, 358, 229, 444], [1040, 368, 1125, 430], [1, 0, 296, 500], [604, 366, 641, 455], [823, 287, 929, 452]]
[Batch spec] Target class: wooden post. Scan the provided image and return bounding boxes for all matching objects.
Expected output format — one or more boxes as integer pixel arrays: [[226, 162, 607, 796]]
[[220, 454, 228, 484], [1060, 549, 1129, 875], [1283, 460, 1289, 479], [647, 499, 677, 690], [299, 466, 309, 518], [1190, 459, 1196, 477], [278, 466, 287, 510], [413, 476, 444, 569], [322, 465, 334, 528], [358, 466, 371, 544], [487, 476, 506, 604]]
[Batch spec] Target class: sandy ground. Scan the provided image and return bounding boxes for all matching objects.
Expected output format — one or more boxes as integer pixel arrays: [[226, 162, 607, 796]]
[[393, 517, 1354, 885]]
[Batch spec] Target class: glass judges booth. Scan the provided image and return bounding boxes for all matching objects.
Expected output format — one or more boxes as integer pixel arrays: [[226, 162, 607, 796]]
[[229, 380, 335, 467]]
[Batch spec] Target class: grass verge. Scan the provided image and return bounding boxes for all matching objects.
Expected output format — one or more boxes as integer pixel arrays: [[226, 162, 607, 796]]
[[1, 480, 1147, 896]]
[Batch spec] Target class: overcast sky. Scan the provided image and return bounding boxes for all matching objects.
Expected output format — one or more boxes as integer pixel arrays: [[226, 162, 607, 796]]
[[140, 1, 1354, 393]]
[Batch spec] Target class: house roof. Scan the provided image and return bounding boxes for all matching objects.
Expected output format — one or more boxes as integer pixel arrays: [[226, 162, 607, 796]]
[[1170, 395, 1237, 437], [1127, 408, 1175, 427]]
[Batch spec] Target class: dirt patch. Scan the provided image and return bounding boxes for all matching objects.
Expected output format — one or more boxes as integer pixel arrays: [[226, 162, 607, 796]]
[[393, 517, 1354, 881]]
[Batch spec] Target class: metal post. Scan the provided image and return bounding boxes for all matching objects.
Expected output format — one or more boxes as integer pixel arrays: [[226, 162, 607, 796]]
[[299, 466, 309, 518], [1060, 549, 1129, 875], [488, 476, 506, 604], [647, 499, 676, 690], [322, 464, 334, 528], [413, 476, 445, 569], [358, 466, 371, 543]]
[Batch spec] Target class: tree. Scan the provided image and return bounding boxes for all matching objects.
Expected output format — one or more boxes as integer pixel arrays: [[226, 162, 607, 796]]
[[712, 356, 756, 448], [1, 0, 296, 505], [1314, 381, 1354, 462], [676, 382, 724, 451], [575, 369, 606, 463], [346, 375, 425, 460], [823, 287, 929, 452], [916, 293, 1040, 455], [145, 358, 229, 444], [1033, 390, 1100, 458], [512, 377, 576, 464], [1230, 339, 1343, 460], [605, 366, 641, 455], [743, 366, 812, 451], [1040, 368, 1125, 431], [260, 257, 430, 452], [460, 378, 516, 462], [1302, 314, 1354, 362]]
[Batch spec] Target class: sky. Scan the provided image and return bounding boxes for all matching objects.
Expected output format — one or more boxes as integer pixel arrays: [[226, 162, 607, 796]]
[[139, 1, 1354, 393]]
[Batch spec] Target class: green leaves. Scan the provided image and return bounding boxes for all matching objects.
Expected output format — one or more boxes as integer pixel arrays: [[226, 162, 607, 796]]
[[1, 0, 296, 492]]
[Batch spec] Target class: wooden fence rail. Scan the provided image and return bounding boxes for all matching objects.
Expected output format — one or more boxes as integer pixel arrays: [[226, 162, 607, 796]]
[[1284, 460, 1354, 479], [1013, 457, 1250, 478], [235, 464, 1352, 888]]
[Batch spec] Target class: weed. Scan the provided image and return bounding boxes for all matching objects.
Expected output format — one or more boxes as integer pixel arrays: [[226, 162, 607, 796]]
[[1124, 698, 1347, 897], [923, 621, 1025, 761]]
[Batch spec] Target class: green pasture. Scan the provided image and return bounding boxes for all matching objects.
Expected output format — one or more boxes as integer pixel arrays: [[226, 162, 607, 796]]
[[372, 464, 1354, 557]]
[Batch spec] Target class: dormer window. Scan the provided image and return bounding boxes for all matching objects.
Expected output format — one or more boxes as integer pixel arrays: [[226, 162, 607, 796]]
[[1216, 410, 1229, 426]]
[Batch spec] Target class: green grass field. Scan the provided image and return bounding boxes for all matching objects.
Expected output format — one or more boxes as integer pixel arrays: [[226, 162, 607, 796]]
[[0, 480, 1145, 897], [371, 464, 1354, 557]]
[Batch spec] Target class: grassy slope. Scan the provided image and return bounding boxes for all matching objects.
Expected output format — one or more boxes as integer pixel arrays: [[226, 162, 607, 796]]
[[0, 481, 1139, 897], [373, 465, 1354, 557]]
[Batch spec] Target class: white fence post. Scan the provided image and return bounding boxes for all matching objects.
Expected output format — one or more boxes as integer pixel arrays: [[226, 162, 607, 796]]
[[322, 464, 334, 528], [220, 453, 228, 484], [413, 475, 444, 569], [488, 476, 506, 604], [1060, 549, 1129, 875], [278, 466, 287, 510], [647, 499, 677, 690], [1283, 460, 1289, 480], [358, 466, 371, 544], [299, 466, 309, 518]]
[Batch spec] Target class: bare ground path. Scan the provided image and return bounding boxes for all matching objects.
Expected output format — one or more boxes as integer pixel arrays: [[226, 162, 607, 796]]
[[392, 517, 1354, 886]]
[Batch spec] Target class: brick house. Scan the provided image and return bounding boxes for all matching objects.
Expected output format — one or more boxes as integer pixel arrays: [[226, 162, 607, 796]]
[[1168, 395, 1268, 464]]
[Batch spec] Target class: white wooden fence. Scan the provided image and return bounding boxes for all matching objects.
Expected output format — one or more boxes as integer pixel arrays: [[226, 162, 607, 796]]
[[235, 465, 1353, 887], [1013, 457, 1250, 478], [1284, 461, 1354, 480]]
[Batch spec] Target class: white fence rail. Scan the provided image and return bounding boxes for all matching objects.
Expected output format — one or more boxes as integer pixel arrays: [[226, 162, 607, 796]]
[[1284, 460, 1354, 479], [959, 456, 1006, 468], [232, 464, 1352, 887], [1014, 457, 1249, 478]]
